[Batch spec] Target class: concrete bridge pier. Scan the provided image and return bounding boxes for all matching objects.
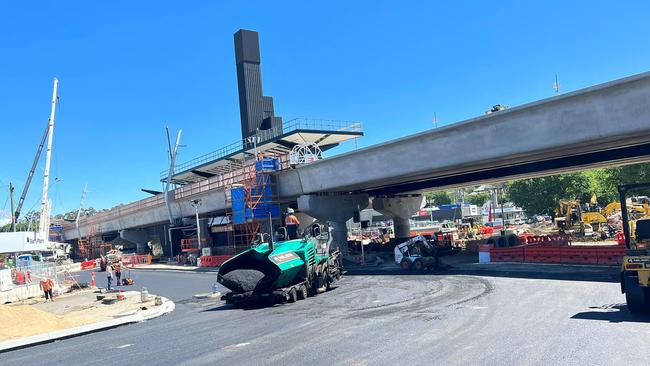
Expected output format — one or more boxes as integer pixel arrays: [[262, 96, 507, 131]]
[[119, 228, 150, 253], [297, 193, 369, 254], [372, 195, 425, 238]]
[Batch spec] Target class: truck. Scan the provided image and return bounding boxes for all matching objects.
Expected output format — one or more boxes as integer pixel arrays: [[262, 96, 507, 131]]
[[618, 183, 650, 314], [217, 224, 343, 306]]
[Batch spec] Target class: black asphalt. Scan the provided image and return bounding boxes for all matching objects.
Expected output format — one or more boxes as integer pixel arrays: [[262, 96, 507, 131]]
[[3, 267, 649, 365]]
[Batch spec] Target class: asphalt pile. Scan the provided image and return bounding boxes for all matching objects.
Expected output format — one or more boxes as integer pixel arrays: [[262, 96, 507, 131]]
[[220, 269, 266, 293]]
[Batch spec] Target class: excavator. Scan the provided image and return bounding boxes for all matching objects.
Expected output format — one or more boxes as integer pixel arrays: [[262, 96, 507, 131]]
[[554, 199, 584, 234], [556, 198, 611, 236], [618, 183, 650, 313], [602, 202, 647, 218]]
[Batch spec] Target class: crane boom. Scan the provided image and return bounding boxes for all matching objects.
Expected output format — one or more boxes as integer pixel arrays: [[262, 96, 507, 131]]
[[13, 121, 50, 224], [38, 77, 59, 235]]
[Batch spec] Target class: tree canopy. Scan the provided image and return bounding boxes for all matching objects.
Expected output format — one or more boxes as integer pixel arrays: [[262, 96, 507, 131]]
[[507, 163, 650, 215], [424, 191, 452, 206]]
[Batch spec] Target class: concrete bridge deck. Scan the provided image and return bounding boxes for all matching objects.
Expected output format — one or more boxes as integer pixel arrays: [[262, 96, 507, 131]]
[[64, 71, 650, 240]]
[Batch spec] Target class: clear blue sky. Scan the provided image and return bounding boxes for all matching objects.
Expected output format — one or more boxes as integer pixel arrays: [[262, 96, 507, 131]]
[[0, 1, 648, 220]]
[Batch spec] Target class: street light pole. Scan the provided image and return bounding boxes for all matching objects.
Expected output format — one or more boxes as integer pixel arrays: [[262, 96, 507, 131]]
[[190, 199, 202, 254]]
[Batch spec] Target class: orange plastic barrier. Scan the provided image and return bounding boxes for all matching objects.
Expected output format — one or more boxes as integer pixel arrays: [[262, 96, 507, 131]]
[[81, 260, 97, 270], [490, 245, 624, 265], [199, 255, 233, 267], [121, 254, 152, 267]]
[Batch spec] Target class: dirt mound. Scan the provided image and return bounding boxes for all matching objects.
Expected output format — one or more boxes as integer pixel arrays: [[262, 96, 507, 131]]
[[0, 305, 92, 341]]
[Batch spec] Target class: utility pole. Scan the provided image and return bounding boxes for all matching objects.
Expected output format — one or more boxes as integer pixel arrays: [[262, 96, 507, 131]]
[[9, 183, 15, 231], [39, 77, 58, 236], [190, 199, 202, 253]]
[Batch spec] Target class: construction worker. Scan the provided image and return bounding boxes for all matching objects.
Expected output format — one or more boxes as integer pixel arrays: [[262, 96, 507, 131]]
[[39, 277, 54, 302], [106, 264, 114, 291], [285, 208, 300, 240], [114, 260, 122, 286]]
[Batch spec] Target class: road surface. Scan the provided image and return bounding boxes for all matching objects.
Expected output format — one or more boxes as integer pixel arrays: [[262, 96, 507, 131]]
[[3, 267, 649, 365]]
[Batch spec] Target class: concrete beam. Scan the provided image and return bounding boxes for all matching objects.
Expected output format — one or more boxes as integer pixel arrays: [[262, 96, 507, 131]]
[[283, 71, 650, 195]]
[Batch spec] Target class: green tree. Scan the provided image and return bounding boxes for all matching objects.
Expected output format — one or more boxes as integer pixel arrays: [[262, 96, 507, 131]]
[[424, 191, 452, 206], [602, 162, 650, 197], [466, 192, 490, 206], [507, 173, 589, 215]]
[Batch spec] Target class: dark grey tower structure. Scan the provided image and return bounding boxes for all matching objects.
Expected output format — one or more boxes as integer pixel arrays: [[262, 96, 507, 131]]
[[234, 29, 282, 140]]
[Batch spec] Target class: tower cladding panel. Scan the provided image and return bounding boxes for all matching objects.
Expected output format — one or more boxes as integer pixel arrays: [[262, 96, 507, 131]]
[[234, 29, 282, 140]]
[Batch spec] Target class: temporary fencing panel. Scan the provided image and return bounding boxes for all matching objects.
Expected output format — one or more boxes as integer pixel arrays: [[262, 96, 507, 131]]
[[121, 254, 152, 267]]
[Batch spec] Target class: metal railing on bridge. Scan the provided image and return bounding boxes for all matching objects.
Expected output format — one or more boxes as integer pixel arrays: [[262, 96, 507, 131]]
[[65, 118, 362, 234], [159, 118, 362, 180]]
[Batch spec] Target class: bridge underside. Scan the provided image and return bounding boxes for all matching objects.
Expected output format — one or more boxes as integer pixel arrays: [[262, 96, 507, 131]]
[[366, 142, 650, 195]]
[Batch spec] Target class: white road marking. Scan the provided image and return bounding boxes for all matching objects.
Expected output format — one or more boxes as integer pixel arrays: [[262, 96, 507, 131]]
[[116, 344, 133, 349], [223, 342, 250, 349], [471, 306, 487, 310]]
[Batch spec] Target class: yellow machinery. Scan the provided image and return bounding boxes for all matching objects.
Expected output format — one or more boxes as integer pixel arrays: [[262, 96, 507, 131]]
[[619, 183, 650, 314], [602, 202, 647, 217], [554, 199, 583, 233], [581, 212, 607, 230]]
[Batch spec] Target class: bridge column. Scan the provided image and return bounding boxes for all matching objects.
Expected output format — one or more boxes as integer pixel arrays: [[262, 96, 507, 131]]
[[297, 193, 369, 254], [119, 229, 150, 253], [372, 195, 425, 239]]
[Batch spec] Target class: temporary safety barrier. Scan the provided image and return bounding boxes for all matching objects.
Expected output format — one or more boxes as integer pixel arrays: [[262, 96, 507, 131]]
[[81, 260, 97, 270], [199, 255, 233, 267], [490, 245, 625, 265], [520, 234, 570, 246], [121, 254, 152, 267]]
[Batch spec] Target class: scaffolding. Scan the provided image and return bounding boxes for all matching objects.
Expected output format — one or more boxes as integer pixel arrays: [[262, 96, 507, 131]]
[[224, 155, 282, 253], [76, 223, 112, 260]]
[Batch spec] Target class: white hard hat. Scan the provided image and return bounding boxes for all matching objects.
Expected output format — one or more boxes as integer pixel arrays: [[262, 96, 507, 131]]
[[287, 208, 295, 214]]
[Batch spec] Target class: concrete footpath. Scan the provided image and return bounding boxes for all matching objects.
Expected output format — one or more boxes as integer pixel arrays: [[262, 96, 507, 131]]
[[0, 289, 175, 353]]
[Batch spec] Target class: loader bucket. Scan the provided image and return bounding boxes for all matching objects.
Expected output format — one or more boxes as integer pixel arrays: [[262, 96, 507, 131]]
[[217, 249, 281, 294]]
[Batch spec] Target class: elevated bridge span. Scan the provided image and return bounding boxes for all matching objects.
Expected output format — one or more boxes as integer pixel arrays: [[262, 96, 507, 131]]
[[64, 71, 650, 241]]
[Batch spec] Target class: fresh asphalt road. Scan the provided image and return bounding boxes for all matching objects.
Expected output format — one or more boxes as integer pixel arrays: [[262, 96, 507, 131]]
[[3, 267, 650, 365]]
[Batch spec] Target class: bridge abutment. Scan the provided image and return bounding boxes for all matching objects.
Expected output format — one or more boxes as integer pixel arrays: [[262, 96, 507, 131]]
[[372, 195, 425, 238], [297, 193, 369, 254]]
